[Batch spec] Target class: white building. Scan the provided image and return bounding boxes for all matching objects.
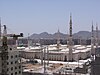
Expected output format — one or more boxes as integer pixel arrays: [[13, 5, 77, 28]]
[[19, 44, 92, 62]]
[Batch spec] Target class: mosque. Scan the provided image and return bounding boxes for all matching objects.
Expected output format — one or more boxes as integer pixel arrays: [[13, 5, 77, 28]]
[[18, 14, 99, 64]]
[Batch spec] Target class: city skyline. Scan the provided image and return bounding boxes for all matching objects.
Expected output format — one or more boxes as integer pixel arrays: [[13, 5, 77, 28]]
[[0, 0, 100, 37]]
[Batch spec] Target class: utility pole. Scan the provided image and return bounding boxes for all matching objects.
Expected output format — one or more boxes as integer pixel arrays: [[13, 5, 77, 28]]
[[28, 33, 30, 49], [47, 46, 49, 66], [41, 47, 43, 65], [43, 47, 46, 75]]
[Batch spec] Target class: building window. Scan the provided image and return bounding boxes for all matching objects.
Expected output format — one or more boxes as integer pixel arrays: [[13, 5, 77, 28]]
[[11, 62, 13, 64], [5, 49, 7, 51], [7, 62, 9, 65], [15, 55, 17, 58], [7, 68, 9, 71], [19, 71, 21, 74], [11, 67, 13, 71], [19, 66, 21, 69], [7, 56, 9, 60], [15, 61, 17, 64], [10, 48, 12, 50], [15, 66, 17, 69], [11, 55, 13, 59], [15, 72, 17, 75], [11, 73, 13, 75]]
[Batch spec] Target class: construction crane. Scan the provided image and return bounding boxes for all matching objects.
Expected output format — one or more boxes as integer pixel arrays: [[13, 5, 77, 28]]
[[1, 25, 23, 75]]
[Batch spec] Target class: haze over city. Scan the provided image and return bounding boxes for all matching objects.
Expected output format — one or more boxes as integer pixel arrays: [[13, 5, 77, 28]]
[[0, 0, 100, 37], [1, 1, 100, 75]]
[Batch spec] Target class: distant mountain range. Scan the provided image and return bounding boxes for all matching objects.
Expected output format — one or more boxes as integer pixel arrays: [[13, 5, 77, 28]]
[[29, 30, 100, 39]]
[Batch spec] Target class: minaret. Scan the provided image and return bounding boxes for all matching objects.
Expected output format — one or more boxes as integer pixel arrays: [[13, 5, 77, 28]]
[[68, 13, 73, 61], [69, 13, 72, 37], [57, 28, 60, 49], [91, 22, 95, 55], [47, 46, 49, 66], [96, 24, 98, 49]]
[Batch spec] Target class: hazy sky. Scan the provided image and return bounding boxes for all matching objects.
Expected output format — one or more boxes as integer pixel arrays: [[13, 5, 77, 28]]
[[0, 0, 100, 37]]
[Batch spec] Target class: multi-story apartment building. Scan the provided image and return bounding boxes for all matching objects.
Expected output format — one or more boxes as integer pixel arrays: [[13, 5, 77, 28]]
[[0, 45, 22, 75]]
